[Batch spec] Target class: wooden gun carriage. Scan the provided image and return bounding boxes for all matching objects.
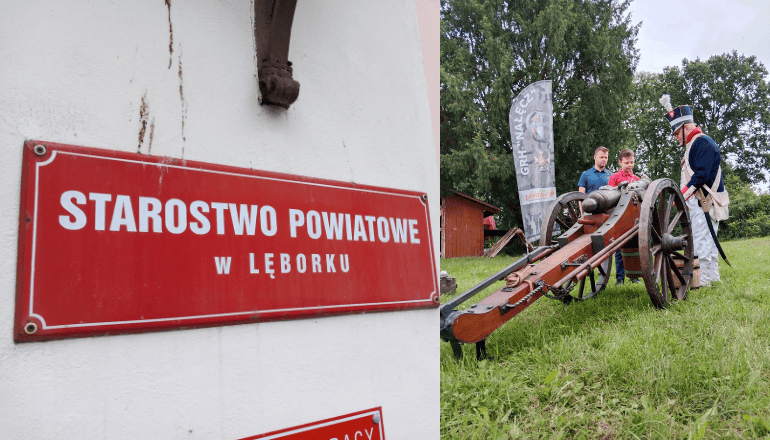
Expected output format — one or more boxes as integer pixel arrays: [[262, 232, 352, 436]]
[[440, 178, 696, 359]]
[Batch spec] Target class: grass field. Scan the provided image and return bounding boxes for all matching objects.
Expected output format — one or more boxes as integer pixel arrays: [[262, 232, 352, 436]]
[[440, 237, 770, 439]]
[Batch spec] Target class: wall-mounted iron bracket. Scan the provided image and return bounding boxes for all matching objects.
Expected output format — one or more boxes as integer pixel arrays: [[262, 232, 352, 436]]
[[254, 0, 300, 109]]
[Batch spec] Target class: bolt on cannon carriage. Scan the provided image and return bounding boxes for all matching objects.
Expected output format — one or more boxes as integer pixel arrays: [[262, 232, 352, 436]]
[[440, 178, 696, 359]]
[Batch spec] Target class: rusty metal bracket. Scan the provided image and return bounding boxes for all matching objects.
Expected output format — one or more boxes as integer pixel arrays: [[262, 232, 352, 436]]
[[254, 0, 300, 108], [559, 254, 588, 271]]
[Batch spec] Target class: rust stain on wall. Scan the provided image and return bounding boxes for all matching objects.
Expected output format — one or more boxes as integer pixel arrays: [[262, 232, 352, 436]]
[[166, 0, 173, 69], [148, 118, 155, 155], [157, 157, 177, 195], [138, 93, 149, 153], [178, 53, 187, 144]]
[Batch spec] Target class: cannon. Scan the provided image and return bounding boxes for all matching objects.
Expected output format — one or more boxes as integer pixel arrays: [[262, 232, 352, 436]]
[[440, 178, 695, 359]]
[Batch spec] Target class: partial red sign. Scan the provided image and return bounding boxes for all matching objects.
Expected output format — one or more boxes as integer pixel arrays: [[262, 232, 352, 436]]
[[15, 141, 437, 342], [240, 407, 384, 440]]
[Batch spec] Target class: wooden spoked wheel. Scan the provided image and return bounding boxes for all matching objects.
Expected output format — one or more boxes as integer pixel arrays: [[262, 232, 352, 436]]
[[639, 178, 694, 308], [540, 191, 611, 301], [539, 192, 586, 246]]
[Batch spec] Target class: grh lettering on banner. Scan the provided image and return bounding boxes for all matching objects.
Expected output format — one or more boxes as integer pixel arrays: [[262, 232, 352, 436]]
[[508, 80, 557, 244]]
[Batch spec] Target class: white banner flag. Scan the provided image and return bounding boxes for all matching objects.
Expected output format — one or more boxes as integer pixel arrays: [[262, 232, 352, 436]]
[[509, 80, 556, 244]]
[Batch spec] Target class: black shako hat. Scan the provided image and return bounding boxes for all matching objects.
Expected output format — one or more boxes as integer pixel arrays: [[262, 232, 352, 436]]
[[659, 94, 694, 134]]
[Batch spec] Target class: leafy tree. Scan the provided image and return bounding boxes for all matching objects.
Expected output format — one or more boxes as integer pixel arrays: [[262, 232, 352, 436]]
[[719, 174, 770, 240], [627, 52, 770, 186], [441, 0, 638, 229], [624, 71, 681, 182]]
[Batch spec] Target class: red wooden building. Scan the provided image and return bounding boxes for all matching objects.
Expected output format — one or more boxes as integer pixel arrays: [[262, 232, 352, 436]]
[[441, 189, 501, 258]]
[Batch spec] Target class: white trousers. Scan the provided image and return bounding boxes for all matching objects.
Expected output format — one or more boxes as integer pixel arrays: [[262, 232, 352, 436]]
[[686, 196, 720, 285]]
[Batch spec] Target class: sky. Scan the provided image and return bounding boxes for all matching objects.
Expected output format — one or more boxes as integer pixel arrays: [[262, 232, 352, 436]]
[[627, 0, 770, 76], [626, 0, 770, 189]]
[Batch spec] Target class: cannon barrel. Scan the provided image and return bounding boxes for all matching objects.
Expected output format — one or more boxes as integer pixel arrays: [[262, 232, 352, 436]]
[[582, 177, 651, 214], [582, 187, 621, 213]]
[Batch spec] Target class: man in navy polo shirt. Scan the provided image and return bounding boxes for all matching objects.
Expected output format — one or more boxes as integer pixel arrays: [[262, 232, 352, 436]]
[[578, 146, 614, 281], [578, 146, 611, 197]]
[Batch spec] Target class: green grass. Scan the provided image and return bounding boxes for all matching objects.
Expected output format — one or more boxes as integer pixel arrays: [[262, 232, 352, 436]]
[[440, 237, 770, 439]]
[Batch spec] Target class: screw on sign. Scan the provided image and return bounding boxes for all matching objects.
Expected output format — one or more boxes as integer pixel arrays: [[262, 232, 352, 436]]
[[239, 408, 384, 440]]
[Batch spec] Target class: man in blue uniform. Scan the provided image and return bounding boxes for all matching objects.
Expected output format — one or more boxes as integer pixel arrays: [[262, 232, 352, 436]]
[[660, 94, 729, 286]]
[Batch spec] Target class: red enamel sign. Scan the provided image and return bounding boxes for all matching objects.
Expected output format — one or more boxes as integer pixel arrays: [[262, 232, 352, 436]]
[[15, 141, 437, 342], [240, 407, 384, 440]]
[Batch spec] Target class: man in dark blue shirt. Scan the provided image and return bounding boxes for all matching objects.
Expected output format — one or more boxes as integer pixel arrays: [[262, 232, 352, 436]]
[[578, 146, 611, 195], [577, 146, 623, 283]]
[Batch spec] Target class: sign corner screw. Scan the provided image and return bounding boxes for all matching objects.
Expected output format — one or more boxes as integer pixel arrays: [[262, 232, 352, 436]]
[[33, 145, 47, 156], [372, 413, 380, 424], [421, 194, 428, 201], [24, 322, 38, 335]]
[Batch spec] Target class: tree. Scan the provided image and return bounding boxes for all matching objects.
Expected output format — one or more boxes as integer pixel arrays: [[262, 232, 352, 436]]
[[628, 52, 770, 186], [440, 0, 638, 229], [719, 174, 770, 240], [624, 71, 681, 183]]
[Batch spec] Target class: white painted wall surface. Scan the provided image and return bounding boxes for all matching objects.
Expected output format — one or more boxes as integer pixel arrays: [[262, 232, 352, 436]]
[[0, 1, 439, 439]]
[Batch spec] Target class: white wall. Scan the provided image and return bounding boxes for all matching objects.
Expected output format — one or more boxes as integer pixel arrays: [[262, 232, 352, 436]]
[[0, 1, 439, 439]]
